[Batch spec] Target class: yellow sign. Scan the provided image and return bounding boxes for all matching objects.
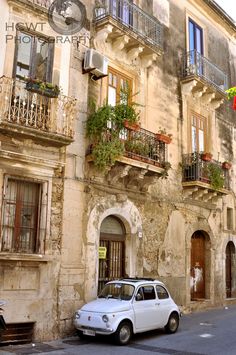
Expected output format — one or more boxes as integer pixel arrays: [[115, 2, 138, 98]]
[[99, 247, 107, 259]]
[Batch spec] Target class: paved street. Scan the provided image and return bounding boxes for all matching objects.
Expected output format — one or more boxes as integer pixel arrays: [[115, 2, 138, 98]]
[[1, 305, 236, 355]]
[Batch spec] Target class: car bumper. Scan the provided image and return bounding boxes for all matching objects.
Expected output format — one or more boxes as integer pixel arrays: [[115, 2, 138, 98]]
[[77, 325, 114, 335]]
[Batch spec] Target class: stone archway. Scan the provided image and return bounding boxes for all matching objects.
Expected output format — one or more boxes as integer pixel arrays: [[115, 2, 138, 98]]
[[84, 196, 143, 302]]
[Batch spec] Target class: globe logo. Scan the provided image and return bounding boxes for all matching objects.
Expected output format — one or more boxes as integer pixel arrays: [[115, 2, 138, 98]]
[[48, 0, 86, 35]]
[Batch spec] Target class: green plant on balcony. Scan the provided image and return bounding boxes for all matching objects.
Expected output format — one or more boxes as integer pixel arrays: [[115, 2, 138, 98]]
[[25, 77, 60, 98], [125, 140, 149, 156], [86, 95, 140, 170], [207, 163, 224, 190], [225, 87, 236, 99]]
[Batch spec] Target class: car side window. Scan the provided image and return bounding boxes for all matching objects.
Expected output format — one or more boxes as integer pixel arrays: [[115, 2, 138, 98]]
[[156, 285, 169, 299], [136, 286, 156, 301]]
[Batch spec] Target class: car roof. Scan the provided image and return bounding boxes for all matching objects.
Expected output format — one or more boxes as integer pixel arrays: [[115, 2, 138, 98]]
[[107, 278, 166, 287]]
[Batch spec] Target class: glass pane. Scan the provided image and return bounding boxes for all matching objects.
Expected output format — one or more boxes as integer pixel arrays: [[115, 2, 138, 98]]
[[196, 27, 203, 54], [15, 32, 32, 79], [189, 21, 195, 52], [199, 129, 204, 152], [192, 126, 197, 152], [35, 39, 49, 81], [108, 86, 116, 106]]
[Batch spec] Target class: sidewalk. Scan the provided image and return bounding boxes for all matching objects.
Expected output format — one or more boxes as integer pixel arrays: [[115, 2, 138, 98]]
[[0, 336, 82, 354]]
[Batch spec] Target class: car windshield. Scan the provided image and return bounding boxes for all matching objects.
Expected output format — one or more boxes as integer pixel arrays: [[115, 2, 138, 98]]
[[98, 283, 134, 301]]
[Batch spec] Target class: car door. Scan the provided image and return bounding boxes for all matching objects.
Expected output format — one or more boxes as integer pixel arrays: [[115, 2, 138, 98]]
[[133, 285, 159, 330], [155, 285, 173, 327]]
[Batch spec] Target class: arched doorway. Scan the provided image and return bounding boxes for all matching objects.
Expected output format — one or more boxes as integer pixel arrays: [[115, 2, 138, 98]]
[[191, 231, 206, 300], [98, 216, 126, 293], [226, 241, 235, 298]]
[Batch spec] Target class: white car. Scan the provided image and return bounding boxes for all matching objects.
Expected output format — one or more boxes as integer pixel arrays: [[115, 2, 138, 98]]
[[74, 278, 180, 345]]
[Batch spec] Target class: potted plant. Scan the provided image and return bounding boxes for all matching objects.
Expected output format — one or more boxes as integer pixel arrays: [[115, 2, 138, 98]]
[[201, 152, 213, 162], [207, 163, 224, 190], [86, 97, 140, 170], [125, 140, 149, 156], [124, 120, 140, 131], [25, 77, 60, 98], [225, 86, 236, 110], [155, 128, 172, 144], [222, 161, 232, 170]]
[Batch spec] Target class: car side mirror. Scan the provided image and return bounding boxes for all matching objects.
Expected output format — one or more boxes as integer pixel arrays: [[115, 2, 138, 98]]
[[135, 293, 143, 301]]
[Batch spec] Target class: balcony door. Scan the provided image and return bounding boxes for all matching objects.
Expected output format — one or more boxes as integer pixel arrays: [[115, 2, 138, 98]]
[[190, 112, 206, 153], [188, 18, 204, 74], [110, 0, 133, 27]]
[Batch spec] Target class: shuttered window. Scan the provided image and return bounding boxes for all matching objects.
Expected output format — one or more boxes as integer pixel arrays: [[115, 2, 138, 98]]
[[1, 178, 47, 254], [14, 30, 54, 82]]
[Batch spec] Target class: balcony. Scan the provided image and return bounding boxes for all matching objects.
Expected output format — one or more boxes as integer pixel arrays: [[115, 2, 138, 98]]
[[87, 126, 170, 192], [181, 50, 228, 108], [182, 152, 230, 204], [0, 76, 76, 146], [93, 0, 163, 65]]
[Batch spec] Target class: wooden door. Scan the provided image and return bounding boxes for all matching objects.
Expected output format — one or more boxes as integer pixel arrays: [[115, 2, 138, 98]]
[[191, 232, 205, 300], [226, 242, 235, 298]]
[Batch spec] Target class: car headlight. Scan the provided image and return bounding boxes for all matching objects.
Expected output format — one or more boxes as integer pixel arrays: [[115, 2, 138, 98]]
[[102, 315, 109, 323], [74, 311, 80, 319]]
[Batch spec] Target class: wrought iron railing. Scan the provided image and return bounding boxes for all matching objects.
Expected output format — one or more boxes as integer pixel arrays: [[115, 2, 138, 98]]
[[89, 126, 168, 167], [0, 76, 76, 139], [123, 126, 166, 166], [94, 0, 163, 49], [182, 152, 230, 190], [25, 0, 53, 8], [182, 50, 228, 92]]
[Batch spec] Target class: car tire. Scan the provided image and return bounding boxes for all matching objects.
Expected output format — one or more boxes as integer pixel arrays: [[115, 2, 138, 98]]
[[165, 312, 179, 334], [114, 321, 132, 345]]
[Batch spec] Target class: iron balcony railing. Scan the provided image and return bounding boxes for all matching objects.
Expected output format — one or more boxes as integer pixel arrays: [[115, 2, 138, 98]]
[[25, 0, 53, 8], [123, 126, 167, 166], [0, 76, 76, 139], [182, 50, 228, 92], [94, 0, 163, 49], [89, 125, 168, 167], [182, 152, 230, 190]]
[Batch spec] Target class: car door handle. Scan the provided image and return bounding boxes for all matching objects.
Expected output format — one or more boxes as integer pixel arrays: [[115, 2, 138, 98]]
[[155, 302, 160, 306]]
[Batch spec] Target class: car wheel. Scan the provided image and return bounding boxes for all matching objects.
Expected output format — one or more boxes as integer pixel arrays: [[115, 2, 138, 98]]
[[165, 312, 179, 334], [114, 321, 132, 345]]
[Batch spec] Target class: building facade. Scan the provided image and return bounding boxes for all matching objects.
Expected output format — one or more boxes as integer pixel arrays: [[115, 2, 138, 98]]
[[0, 0, 236, 342]]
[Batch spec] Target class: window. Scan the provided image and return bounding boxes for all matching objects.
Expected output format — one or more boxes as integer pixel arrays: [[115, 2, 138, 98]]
[[14, 30, 54, 82], [190, 112, 206, 153], [156, 285, 169, 299], [227, 208, 233, 230], [137, 286, 156, 300], [107, 68, 132, 106], [1, 178, 47, 254]]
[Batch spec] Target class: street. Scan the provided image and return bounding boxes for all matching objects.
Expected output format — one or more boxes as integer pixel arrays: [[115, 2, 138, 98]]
[[1, 305, 236, 355]]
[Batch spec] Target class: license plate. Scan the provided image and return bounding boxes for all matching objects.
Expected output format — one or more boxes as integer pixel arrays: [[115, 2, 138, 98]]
[[83, 329, 96, 336]]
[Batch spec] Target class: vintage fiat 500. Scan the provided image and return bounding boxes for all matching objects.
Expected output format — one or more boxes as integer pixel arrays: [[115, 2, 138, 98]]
[[74, 278, 180, 345]]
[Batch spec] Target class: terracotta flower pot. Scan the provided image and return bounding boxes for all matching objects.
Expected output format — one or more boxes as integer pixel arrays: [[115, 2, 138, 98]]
[[201, 153, 213, 161], [155, 133, 172, 144], [222, 162, 232, 170], [123, 120, 140, 131]]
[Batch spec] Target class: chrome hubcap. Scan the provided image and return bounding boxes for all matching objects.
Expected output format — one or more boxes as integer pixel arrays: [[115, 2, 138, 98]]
[[169, 317, 178, 331], [120, 325, 130, 343]]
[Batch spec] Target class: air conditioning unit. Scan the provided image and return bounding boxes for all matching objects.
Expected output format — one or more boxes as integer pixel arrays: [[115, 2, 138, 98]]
[[84, 49, 108, 77]]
